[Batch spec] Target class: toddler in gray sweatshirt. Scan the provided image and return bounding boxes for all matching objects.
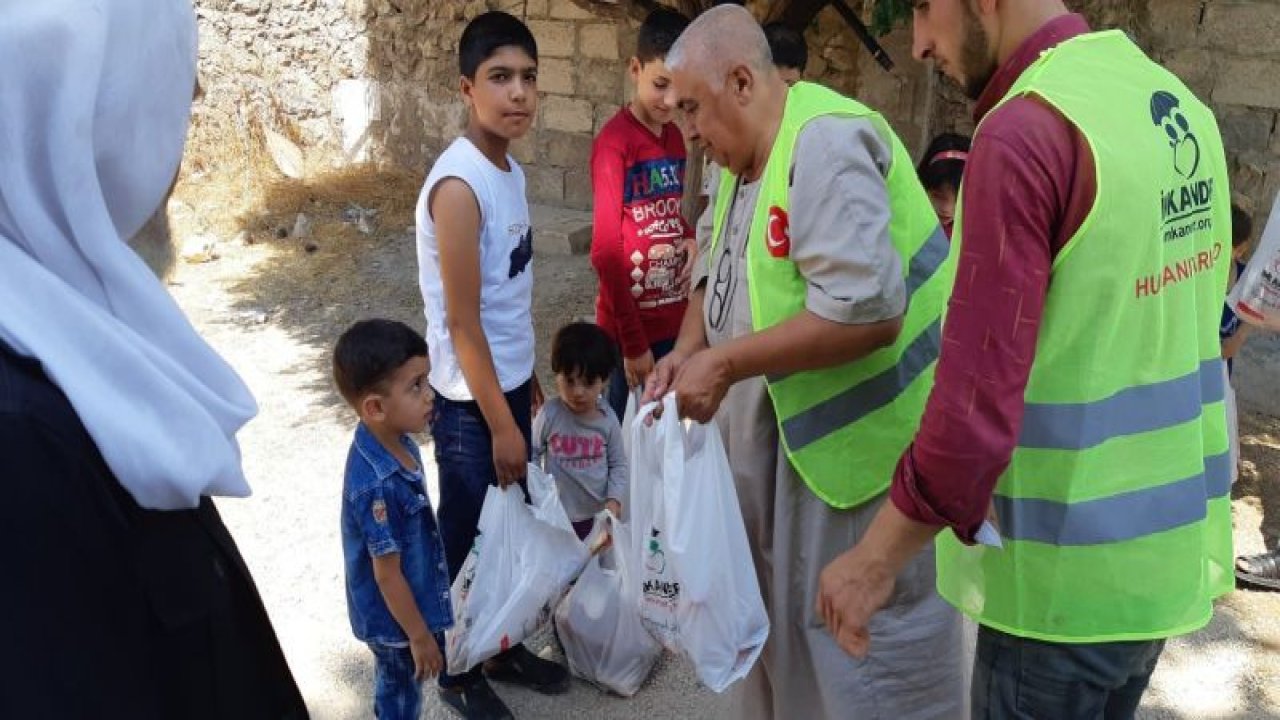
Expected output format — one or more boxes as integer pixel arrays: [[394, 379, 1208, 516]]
[[533, 322, 628, 538]]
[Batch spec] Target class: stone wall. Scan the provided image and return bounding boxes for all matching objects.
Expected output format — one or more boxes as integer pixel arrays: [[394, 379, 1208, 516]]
[[194, 0, 637, 211], [796, 0, 1280, 224], [355, 0, 637, 209], [194, 0, 367, 164], [192, 0, 1280, 221], [1178, 0, 1280, 220]]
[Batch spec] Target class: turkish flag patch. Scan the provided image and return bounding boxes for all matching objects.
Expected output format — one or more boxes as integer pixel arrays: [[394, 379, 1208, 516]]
[[766, 206, 791, 258]]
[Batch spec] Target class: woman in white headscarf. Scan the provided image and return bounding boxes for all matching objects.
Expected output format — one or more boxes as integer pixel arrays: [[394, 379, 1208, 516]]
[[0, 2, 306, 717]]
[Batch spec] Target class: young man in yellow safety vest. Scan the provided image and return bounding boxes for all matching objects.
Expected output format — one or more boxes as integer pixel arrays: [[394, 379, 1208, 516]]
[[818, 2, 1234, 718]]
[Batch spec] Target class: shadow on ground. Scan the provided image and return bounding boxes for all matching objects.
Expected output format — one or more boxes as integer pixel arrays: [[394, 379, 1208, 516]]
[[1235, 410, 1280, 549], [1139, 593, 1280, 718], [199, 166, 596, 425]]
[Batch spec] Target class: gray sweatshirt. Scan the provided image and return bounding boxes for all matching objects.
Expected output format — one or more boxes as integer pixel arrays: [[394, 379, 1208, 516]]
[[532, 397, 627, 522]]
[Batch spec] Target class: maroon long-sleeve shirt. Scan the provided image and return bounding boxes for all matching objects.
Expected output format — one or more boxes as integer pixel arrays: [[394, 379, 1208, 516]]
[[889, 14, 1096, 542], [589, 107, 692, 359]]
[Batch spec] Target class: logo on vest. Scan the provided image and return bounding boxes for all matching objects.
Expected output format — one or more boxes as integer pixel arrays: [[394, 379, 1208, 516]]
[[1150, 91, 1215, 243], [1150, 91, 1200, 179], [766, 206, 791, 258]]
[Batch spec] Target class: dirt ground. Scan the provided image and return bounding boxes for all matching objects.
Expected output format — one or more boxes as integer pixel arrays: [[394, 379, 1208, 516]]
[[166, 170, 1280, 718]]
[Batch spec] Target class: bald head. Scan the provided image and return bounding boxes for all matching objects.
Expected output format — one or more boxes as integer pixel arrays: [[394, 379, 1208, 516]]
[[663, 4, 787, 179], [667, 5, 773, 88]]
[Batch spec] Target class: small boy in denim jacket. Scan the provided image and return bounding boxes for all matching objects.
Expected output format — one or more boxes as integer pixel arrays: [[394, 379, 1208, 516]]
[[335, 319, 452, 720]]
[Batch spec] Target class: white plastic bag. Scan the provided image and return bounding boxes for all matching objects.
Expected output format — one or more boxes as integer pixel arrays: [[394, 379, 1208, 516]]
[[630, 393, 769, 693], [621, 387, 639, 458], [554, 510, 661, 697], [445, 464, 589, 674], [1229, 189, 1280, 330]]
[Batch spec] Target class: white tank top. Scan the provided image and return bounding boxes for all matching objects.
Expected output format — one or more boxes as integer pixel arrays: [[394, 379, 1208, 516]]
[[416, 137, 534, 401]]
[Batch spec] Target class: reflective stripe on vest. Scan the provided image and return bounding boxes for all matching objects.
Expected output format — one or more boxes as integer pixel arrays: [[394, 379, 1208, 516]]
[[1019, 358, 1224, 450], [767, 223, 949, 386], [782, 319, 940, 449], [995, 450, 1231, 546], [709, 82, 956, 508]]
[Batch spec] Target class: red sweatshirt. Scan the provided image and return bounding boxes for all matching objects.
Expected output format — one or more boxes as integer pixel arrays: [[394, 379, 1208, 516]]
[[890, 14, 1096, 542], [590, 107, 692, 359]]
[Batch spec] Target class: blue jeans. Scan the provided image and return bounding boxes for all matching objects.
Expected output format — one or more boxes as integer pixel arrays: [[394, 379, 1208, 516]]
[[431, 379, 532, 688], [972, 625, 1165, 720], [606, 338, 676, 423], [369, 638, 444, 720]]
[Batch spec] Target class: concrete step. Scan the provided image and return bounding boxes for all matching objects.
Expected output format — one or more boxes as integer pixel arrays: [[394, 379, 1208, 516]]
[[531, 203, 592, 255]]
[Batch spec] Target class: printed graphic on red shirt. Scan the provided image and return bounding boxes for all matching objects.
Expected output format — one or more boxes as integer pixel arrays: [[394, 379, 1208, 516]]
[[623, 158, 689, 309], [547, 432, 606, 471], [592, 110, 694, 355]]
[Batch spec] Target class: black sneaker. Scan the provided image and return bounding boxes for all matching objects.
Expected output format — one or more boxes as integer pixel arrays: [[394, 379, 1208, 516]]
[[439, 677, 514, 720], [1236, 549, 1280, 590], [483, 645, 571, 694]]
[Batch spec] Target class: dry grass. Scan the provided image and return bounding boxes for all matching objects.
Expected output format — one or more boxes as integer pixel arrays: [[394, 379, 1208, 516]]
[[170, 95, 429, 352], [174, 87, 423, 242], [245, 163, 423, 236]]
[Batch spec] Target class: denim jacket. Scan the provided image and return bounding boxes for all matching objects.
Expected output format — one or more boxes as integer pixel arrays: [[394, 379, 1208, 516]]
[[342, 423, 453, 645]]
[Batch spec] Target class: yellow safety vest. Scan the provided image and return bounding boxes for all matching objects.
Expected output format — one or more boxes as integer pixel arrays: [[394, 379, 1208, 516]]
[[710, 81, 956, 507], [937, 30, 1234, 642]]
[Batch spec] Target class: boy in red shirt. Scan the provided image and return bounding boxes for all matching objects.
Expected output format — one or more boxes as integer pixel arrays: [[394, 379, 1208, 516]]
[[590, 7, 695, 422]]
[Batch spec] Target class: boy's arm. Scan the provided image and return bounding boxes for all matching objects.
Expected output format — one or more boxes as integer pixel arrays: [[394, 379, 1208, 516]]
[[351, 484, 441, 678], [604, 414, 628, 513], [1223, 323, 1252, 360], [531, 406, 548, 465], [431, 177, 526, 486], [372, 554, 442, 679], [589, 138, 649, 359]]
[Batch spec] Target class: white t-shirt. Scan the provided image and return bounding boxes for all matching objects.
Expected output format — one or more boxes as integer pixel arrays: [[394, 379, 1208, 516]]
[[416, 137, 535, 402]]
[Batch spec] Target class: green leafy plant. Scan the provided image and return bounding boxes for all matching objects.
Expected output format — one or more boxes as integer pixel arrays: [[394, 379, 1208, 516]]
[[869, 0, 913, 36]]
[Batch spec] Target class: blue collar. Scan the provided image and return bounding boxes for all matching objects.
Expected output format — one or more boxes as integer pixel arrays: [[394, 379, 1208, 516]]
[[354, 422, 419, 481]]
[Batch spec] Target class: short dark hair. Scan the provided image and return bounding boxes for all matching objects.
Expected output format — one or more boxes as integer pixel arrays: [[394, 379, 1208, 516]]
[[635, 7, 690, 64], [1232, 204, 1254, 248], [763, 22, 807, 72], [333, 319, 428, 407], [458, 11, 538, 79], [917, 132, 971, 193], [551, 322, 617, 384]]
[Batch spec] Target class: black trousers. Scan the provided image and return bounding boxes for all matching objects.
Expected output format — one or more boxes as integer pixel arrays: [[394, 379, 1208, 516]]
[[973, 625, 1165, 720], [0, 341, 307, 719]]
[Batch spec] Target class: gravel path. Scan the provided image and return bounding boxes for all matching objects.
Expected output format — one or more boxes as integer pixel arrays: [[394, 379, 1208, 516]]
[[167, 221, 1280, 719]]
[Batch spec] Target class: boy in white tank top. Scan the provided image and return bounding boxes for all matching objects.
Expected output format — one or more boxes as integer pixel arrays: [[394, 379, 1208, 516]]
[[413, 11, 564, 720]]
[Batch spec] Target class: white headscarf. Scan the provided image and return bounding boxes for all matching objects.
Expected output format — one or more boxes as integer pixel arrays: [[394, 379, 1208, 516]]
[[0, 0, 258, 510]]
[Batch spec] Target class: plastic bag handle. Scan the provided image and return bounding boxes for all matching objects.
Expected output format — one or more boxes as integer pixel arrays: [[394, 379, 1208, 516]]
[[656, 394, 700, 555], [592, 509, 625, 581], [630, 398, 663, 434]]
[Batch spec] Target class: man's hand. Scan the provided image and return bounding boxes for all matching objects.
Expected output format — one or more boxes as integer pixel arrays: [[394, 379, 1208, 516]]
[[492, 424, 527, 487], [641, 348, 693, 425], [816, 547, 896, 658], [410, 632, 444, 680], [672, 347, 732, 423], [605, 498, 622, 520], [624, 349, 655, 389], [642, 348, 689, 404]]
